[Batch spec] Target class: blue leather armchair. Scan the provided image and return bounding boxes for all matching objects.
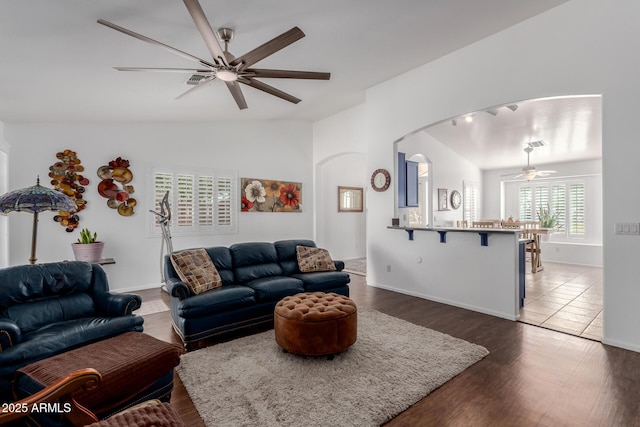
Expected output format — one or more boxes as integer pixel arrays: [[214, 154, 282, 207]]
[[0, 261, 143, 402]]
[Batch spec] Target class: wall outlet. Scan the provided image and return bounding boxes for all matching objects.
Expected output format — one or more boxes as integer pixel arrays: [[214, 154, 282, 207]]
[[386, 265, 391, 272]]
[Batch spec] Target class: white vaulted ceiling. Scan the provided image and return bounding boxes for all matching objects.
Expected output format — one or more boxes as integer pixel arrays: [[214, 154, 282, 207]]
[[0, 0, 567, 123], [423, 96, 602, 170]]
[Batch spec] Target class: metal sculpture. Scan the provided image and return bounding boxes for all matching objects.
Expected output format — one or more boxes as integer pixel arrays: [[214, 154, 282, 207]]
[[149, 191, 173, 285]]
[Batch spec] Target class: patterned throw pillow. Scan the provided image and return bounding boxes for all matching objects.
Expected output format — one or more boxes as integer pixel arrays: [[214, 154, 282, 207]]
[[296, 246, 337, 273], [170, 249, 222, 295]]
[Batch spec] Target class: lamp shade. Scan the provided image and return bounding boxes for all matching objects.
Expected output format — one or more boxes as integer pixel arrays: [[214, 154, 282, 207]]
[[0, 180, 75, 214], [0, 177, 76, 264]]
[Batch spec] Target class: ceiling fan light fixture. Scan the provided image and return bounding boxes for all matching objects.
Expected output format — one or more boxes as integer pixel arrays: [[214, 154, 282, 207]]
[[216, 69, 238, 82]]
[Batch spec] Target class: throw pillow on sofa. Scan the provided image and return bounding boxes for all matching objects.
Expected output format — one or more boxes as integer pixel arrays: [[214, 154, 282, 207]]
[[296, 246, 337, 273], [170, 249, 222, 294]]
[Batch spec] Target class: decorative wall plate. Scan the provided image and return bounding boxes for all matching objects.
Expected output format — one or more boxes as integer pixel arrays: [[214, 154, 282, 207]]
[[97, 157, 136, 216], [49, 149, 88, 232]]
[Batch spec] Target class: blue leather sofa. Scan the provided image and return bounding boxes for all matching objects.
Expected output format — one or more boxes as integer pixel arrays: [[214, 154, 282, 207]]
[[0, 261, 144, 402], [164, 239, 350, 349]]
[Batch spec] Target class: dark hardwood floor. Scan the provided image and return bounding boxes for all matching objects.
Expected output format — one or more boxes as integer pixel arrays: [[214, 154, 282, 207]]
[[138, 274, 640, 426]]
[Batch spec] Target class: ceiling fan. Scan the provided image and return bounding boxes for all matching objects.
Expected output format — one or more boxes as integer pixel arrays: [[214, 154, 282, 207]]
[[501, 145, 557, 180], [97, 0, 330, 110]]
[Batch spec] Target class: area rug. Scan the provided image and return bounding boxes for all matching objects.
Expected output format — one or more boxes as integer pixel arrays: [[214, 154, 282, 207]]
[[177, 309, 489, 426], [136, 299, 170, 316], [343, 257, 366, 276]]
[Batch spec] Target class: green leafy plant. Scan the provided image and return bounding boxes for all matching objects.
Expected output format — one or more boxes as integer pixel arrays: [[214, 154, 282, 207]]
[[77, 228, 98, 244], [536, 205, 560, 229]]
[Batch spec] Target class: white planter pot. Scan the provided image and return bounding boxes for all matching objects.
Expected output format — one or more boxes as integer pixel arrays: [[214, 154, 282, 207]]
[[71, 242, 105, 263]]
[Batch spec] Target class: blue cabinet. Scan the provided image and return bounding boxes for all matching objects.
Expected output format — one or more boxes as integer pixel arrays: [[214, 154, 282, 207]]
[[398, 152, 407, 208], [398, 151, 419, 208], [406, 160, 419, 207]]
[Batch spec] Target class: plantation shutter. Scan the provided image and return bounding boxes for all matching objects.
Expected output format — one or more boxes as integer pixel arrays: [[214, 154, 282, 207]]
[[149, 168, 238, 236], [153, 173, 173, 228], [569, 183, 585, 236], [177, 174, 194, 227], [463, 182, 480, 223], [534, 186, 548, 216], [216, 176, 233, 227], [519, 187, 532, 221], [198, 176, 214, 227], [551, 185, 566, 232]]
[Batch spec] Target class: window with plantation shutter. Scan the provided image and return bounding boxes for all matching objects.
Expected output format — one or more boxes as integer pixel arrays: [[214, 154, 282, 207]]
[[198, 176, 214, 227], [534, 186, 548, 214], [569, 183, 585, 236], [177, 174, 194, 227], [463, 181, 480, 223], [517, 179, 587, 241], [519, 187, 533, 220], [551, 185, 566, 232], [153, 173, 173, 218], [149, 167, 238, 236], [216, 176, 233, 228]]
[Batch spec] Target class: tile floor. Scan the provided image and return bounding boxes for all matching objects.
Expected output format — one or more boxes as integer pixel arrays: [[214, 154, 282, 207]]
[[519, 261, 603, 340]]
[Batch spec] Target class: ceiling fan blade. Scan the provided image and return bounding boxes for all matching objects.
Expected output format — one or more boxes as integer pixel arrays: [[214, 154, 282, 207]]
[[97, 19, 217, 69], [114, 67, 212, 74], [240, 78, 301, 104], [225, 81, 248, 110], [501, 172, 524, 178], [182, 0, 228, 66], [175, 77, 216, 100], [247, 69, 330, 80], [231, 27, 305, 71]]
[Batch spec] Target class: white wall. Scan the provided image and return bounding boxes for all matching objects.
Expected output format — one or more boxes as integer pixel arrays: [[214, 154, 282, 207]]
[[397, 131, 481, 227], [356, 0, 640, 351], [371, 229, 521, 321], [313, 104, 367, 259], [316, 153, 366, 259], [4, 121, 313, 291]]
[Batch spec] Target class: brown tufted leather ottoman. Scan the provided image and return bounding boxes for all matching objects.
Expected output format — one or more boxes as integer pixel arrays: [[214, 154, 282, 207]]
[[274, 292, 357, 356]]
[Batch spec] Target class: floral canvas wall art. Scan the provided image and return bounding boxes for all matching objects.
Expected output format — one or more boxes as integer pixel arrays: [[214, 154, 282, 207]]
[[241, 178, 302, 213]]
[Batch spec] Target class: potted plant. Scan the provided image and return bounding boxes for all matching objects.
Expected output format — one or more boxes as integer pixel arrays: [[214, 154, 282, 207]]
[[71, 228, 105, 262], [536, 205, 560, 241]]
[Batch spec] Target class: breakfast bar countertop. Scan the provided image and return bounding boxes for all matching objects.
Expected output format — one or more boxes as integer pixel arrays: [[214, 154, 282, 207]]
[[387, 225, 524, 234]]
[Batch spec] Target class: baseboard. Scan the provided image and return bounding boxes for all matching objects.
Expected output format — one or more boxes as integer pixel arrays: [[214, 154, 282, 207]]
[[601, 337, 640, 353]]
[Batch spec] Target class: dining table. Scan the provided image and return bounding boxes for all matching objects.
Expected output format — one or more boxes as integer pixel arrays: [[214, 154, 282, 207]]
[[524, 227, 553, 273]]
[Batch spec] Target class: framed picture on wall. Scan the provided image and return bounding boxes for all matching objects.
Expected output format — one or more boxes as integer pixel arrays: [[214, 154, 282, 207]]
[[438, 188, 448, 211], [338, 186, 364, 212]]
